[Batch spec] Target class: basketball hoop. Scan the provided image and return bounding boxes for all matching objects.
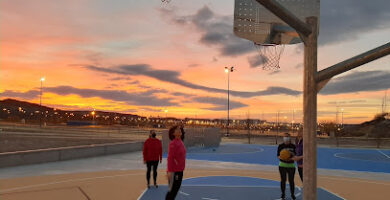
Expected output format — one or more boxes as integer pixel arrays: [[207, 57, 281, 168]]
[[254, 43, 285, 71]]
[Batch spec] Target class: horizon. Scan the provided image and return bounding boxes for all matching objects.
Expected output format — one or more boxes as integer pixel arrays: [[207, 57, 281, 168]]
[[1, 0, 389, 124], [2, 97, 385, 124]]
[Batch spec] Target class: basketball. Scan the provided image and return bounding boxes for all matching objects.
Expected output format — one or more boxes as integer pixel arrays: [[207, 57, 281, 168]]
[[280, 149, 291, 161]]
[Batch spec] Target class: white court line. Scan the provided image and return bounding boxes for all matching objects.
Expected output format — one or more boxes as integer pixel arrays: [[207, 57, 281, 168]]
[[188, 148, 264, 155], [179, 191, 190, 196], [183, 184, 280, 188], [184, 170, 390, 187], [321, 176, 390, 186], [136, 189, 148, 200], [319, 187, 346, 200], [182, 174, 276, 182], [202, 198, 219, 200], [377, 149, 390, 159], [1, 173, 144, 193], [334, 152, 379, 162]]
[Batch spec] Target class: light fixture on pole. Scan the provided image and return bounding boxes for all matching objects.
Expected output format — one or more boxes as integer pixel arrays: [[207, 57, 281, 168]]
[[276, 110, 280, 144], [225, 66, 234, 136]]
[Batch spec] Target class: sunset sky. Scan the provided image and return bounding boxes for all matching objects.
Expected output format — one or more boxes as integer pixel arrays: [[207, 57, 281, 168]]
[[1, 0, 389, 124]]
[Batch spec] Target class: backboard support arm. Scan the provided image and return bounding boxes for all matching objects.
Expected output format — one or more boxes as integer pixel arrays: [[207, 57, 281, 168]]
[[317, 42, 390, 84]]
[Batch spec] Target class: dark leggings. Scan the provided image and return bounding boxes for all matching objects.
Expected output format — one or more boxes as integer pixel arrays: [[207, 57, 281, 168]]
[[165, 171, 183, 200], [298, 167, 303, 182], [146, 161, 159, 185], [279, 166, 296, 197]]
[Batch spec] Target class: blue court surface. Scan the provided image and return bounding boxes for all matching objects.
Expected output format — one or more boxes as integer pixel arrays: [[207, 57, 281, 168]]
[[138, 176, 343, 200], [176, 143, 390, 173]]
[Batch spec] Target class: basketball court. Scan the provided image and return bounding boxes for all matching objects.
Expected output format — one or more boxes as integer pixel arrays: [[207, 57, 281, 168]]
[[185, 143, 390, 173], [138, 176, 343, 200], [1, 142, 390, 200]]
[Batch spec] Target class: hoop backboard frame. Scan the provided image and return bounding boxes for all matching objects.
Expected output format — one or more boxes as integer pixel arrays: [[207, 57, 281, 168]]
[[234, 0, 320, 45]]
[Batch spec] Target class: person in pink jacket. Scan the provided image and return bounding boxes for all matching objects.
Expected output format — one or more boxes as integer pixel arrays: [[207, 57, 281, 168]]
[[165, 125, 186, 200]]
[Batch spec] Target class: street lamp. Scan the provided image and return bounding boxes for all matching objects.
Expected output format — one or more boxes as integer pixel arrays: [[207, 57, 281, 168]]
[[164, 109, 168, 118], [341, 108, 344, 127], [225, 66, 234, 136], [40, 77, 45, 127], [91, 110, 96, 124]]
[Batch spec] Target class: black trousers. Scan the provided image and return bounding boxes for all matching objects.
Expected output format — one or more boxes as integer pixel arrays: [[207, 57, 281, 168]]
[[146, 161, 159, 185], [279, 166, 296, 197], [165, 171, 183, 200], [298, 167, 303, 182]]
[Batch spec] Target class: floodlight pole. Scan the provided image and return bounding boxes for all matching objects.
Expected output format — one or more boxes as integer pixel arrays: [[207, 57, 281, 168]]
[[225, 66, 234, 136], [40, 78, 44, 128]]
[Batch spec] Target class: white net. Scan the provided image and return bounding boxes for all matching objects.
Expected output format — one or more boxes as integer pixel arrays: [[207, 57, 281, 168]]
[[254, 43, 285, 71]]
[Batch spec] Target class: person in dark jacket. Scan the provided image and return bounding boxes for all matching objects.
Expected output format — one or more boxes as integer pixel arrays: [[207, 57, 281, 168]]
[[277, 133, 296, 200], [143, 130, 162, 189], [166, 125, 186, 200]]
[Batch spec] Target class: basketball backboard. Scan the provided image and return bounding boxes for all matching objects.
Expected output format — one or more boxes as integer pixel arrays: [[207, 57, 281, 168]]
[[234, 0, 320, 45]]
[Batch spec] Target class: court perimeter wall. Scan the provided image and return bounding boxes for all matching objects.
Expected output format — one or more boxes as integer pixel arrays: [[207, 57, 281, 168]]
[[163, 127, 221, 153], [0, 141, 143, 168]]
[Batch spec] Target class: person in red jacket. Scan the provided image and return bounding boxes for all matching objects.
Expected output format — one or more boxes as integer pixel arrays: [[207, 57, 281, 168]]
[[143, 130, 162, 189], [166, 125, 186, 200]]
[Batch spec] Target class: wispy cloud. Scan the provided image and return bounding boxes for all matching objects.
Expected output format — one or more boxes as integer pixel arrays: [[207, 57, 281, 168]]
[[248, 54, 268, 68], [159, 6, 255, 56], [162, 1, 390, 48], [188, 64, 200, 68], [191, 96, 248, 111], [86, 65, 301, 97], [44, 86, 177, 107], [319, 0, 390, 45], [0, 90, 40, 100]]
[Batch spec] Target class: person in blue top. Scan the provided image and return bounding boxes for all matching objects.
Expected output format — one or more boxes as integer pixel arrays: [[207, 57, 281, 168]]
[[277, 133, 296, 200]]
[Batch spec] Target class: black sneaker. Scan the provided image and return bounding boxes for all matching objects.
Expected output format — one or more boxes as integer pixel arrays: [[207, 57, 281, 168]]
[[280, 194, 286, 200], [147, 184, 150, 189], [291, 195, 296, 200], [154, 184, 158, 188]]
